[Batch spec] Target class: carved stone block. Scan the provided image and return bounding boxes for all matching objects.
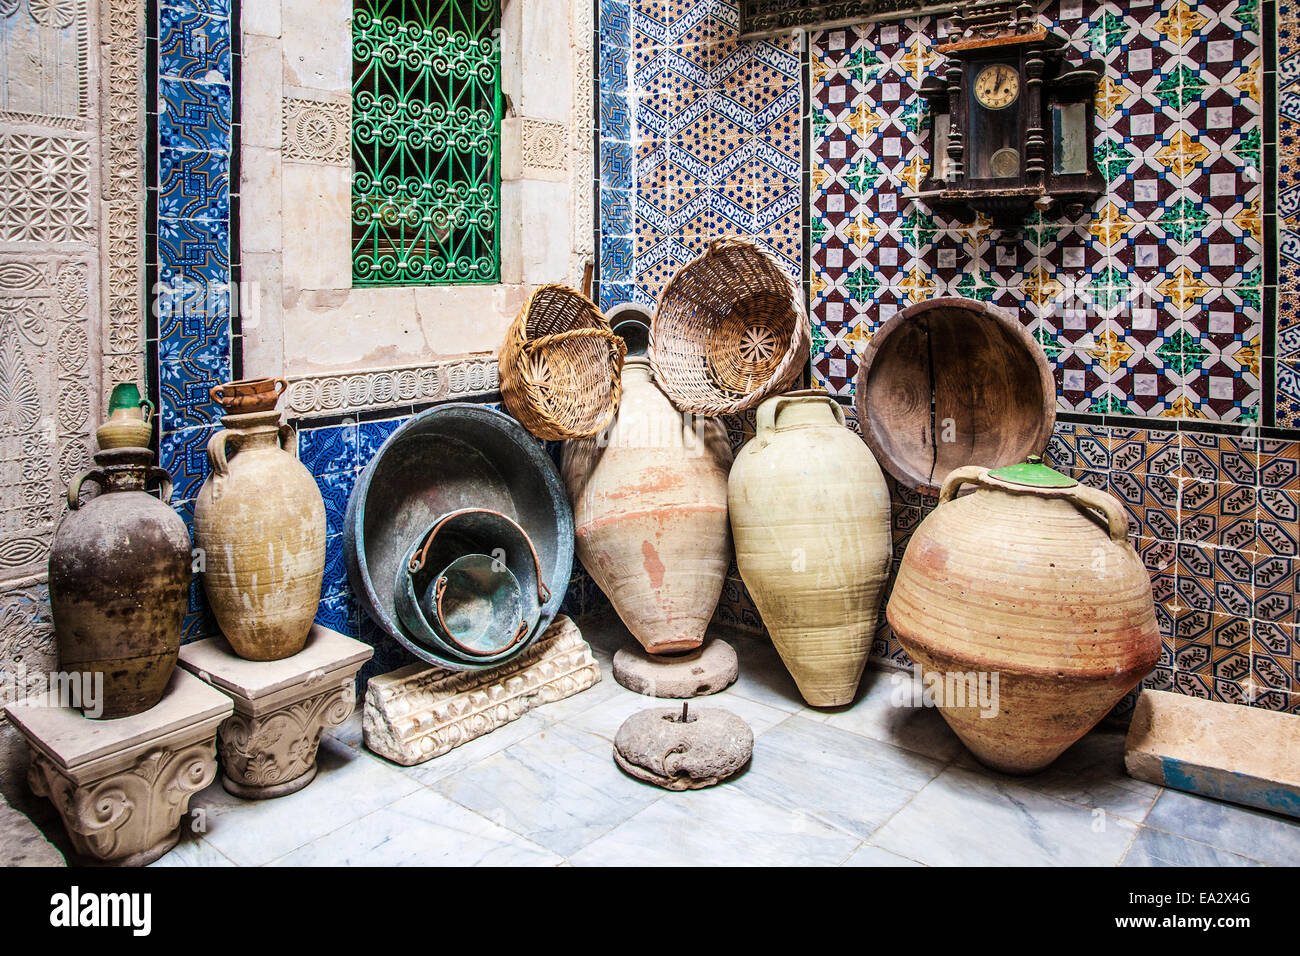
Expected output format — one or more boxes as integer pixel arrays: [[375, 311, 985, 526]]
[[364, 615, 601, 767], [4, 670, 232, 867], [178, 625, 373, 800]]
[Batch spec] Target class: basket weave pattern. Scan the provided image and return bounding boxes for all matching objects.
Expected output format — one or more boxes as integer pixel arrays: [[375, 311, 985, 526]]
[[500, 284, 627, 441], [651, 237, 810, 416]]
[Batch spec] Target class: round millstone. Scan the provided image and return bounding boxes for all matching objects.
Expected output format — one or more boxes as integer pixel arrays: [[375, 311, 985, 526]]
[[612, 639, 738, 698], [613, 706, 754, 790]]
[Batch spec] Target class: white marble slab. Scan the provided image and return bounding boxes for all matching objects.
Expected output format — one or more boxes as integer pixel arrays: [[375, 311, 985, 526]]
[[269, 789, 561, 866], [149, 832, 236, 868], [569, 785, 861, 866], [734, 715, 945, 839], [192, 737, 421, 866], [1142, 789, 1300, 866], [841, 843, 925, 867], [809, 666, 965, 763], [952, 727, 1160, 823], [1120, 826, 1263, 867], [433, 721, 663, 856], [871, 766, 1139, 866]]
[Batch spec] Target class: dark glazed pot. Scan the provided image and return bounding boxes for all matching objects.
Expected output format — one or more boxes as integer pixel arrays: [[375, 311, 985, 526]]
[[344, 403, 574, 672], [49, 447, 191, 719]]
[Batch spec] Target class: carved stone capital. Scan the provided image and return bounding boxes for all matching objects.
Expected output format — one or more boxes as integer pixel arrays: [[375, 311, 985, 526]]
[[6, 671, 231, 867], [178, 625, 373, 799]]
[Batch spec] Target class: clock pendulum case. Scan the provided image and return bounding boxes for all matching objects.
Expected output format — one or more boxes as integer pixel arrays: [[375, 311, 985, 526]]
[[912, 0, 1105, 228]]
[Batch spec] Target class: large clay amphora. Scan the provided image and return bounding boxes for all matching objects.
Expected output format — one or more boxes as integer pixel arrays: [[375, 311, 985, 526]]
[[562, 357, 733, 654], [887, 459, 1161, 774], [50, 447, 190, 718], [729, 392, 891, 706], [194, 411, 326, 661]]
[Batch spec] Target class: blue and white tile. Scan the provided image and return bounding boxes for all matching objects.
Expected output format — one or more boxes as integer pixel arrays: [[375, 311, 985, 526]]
[[159, 149, 230, 221], [158, 218, 230, 285], [159, 78, 233, 154], [299, 423, 358, 476], [159, 424, 217, 501], [159, 6, 232, 82]]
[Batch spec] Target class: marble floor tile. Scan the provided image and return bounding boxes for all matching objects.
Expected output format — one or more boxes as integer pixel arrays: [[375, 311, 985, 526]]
[[734, 715, 945, 839], [841, 843, 926, 867], [269, 789, 561, 866], [1142, 789, 1300, 866], [192, 737, 422, 866], [569, 785, 862, 866], [399, 710, 554, 786], [150, 830, 236, 867], [324, 709, 364, 750], [810, 666, 965, 763], [433, 721, 664, 856], [871, 766, 1139, 866], [726, 634, 809, 713], [1120, 827, 1264, 867], [951, 728, 1160, 823]]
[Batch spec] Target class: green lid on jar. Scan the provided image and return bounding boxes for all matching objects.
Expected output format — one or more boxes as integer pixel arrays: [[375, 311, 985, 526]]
[[107, 382, 145, 415], [987, 456, 1077, 488]]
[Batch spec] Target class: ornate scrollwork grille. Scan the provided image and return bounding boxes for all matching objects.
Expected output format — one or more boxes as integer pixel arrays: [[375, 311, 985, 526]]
[[351, 0, 501, 285]]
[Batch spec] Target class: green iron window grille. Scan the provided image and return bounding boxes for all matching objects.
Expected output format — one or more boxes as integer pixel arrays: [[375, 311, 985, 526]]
[[352, 0, 502, 285]]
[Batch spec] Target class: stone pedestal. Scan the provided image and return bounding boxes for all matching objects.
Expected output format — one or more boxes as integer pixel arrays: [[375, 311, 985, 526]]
[[3, 670, 232, 867], [612, 638, 739, 698], [178, 625, 373, 800], [365, 614, 600, 766]]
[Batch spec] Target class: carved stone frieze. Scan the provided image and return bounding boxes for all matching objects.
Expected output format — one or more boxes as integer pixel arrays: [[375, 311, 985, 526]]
[[364, 615, 601, 766], [283, 357, 501, 418], [282, 95, 350, 164], [0, 134, 93, 243], [0, 0, 91, 130], [522, 118, 567, 173]]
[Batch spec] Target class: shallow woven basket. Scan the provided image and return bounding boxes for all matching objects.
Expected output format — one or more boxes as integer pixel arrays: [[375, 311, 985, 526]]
[[500, 284, 627, 441], [651, 237, 810, 416]]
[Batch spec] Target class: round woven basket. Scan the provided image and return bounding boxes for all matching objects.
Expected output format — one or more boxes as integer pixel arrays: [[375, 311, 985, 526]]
[[500, 284, 627, 441], [651, 237, 810, 416]]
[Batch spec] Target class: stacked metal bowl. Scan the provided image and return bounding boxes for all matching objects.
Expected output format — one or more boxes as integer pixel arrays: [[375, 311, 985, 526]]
[[343, 403, 574, 672]]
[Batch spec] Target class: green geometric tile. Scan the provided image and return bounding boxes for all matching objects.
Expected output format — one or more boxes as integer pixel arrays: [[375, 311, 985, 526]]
[[844, 266, 879, 303], [1154, 64, 1207, 112], [1157, 329, 1210, 375], [1095, 139, 1134, 182], [1160, 197, 1210, 243]]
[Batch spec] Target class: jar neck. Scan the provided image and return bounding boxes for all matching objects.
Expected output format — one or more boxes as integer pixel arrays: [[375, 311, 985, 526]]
[[775, 398, 839, 428]]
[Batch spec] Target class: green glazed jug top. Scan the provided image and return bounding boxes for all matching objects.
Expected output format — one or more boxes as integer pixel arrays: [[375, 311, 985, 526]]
[[107, 382, 152, 417], [987, 456, 1077, 489]]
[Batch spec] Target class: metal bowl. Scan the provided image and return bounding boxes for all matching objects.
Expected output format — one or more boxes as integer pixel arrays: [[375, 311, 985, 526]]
[[394, 508, 550, 666], [344, 403, 573, 671], [425, 555, 526, 659]]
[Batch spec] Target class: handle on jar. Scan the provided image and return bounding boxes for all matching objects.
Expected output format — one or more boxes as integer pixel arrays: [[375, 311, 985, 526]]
[[756, 394, 844, 435]]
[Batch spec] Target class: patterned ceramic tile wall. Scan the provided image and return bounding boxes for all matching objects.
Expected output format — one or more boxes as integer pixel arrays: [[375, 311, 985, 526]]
[[150, 0, 239, 641], [1279, 0, 1300, 423], [598, 0, 804, 312], [809, 1, 1265, 423]]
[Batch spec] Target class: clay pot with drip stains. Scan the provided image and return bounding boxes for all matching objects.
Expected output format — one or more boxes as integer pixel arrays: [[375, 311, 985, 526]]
[[49, 447, 190, 719], [729, 391, 891, 706], [887, 459, 1161, 774], [193, 408, 326, 661], [562, 356, 733, 654]]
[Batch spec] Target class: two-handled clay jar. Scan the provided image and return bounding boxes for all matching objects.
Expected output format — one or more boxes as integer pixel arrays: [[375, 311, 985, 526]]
[[887, 458, 1160, 774]]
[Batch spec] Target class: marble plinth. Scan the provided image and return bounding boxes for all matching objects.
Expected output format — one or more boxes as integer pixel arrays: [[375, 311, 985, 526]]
[[4, 670, 231, 866], [364, 615, 600, 766], [178, 625, 373, 800], [1126, 689, 1300, 819]]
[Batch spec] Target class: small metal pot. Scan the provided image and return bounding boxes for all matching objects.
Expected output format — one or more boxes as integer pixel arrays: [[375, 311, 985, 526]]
[[394, 508, 551, 667]]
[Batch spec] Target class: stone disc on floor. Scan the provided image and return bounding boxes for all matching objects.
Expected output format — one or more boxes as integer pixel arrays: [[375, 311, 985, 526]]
[[612, 638, 738, 698], [613, 706, 753, 790]]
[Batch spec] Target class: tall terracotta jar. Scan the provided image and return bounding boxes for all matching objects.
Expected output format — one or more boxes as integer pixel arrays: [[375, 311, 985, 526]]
[[193, 410, 326, 661], [562, 356, 733, 654], [50, 446, 190, 719], [887, 459, 1161, 774], [729, 392, 891, 706]]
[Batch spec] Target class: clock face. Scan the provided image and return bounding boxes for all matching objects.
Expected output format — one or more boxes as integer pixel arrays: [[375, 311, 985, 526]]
[[973, 63, 1020, 110]]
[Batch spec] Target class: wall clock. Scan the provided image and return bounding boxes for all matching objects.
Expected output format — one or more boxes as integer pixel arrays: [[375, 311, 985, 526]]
[[913, 0, 1105, 228]]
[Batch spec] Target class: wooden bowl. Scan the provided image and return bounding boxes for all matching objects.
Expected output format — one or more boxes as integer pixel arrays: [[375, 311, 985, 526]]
[[854, 297, 1055, 497]]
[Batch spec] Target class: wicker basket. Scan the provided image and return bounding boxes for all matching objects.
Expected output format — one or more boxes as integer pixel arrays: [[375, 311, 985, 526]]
[[500, 284, 627, 441], [651, 237, 810, 416]]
